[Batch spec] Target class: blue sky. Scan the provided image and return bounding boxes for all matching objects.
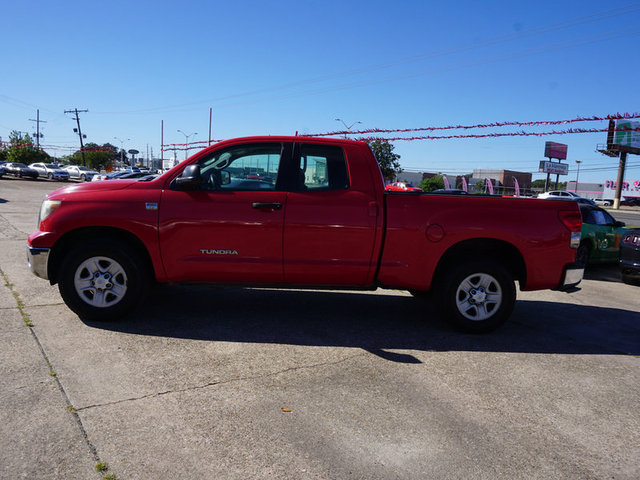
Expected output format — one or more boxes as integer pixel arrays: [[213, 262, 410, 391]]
[[1, 0, 639, 183]]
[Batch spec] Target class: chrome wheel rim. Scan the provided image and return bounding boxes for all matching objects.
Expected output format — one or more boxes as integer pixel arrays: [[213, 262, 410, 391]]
[[455, 273, 502, 321], [74, 256, 128, 308]]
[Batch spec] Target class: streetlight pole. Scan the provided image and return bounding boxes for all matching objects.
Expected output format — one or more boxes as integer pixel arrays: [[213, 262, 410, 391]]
[[575, 160, 582, 193], [113, 137, 130, 168], [177, 130, 197, 160], [334, 118, 362, 138]]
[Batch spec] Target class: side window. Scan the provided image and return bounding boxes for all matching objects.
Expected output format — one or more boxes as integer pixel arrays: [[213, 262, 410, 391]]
[[296, 144, 349, 192], [198, 143, 282, 191], [591, 210, 610, 226], [582, 209, 596, 224]]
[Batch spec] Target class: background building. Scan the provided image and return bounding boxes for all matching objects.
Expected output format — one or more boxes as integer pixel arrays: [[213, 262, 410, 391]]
[[566, 181, 604, 200]]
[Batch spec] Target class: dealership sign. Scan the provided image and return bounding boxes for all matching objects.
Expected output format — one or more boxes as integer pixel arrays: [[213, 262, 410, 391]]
[[539, 160, 568, 175], [603, 179, 640, 199], [544, 141, 568, 160]]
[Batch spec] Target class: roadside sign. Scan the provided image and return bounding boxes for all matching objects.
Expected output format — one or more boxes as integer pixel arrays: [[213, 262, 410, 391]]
[[539, 160, 568, 175]]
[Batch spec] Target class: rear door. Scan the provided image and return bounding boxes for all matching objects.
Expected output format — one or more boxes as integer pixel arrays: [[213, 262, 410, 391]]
[[282, 143, 379, 286], [159, 142, 290, 283]]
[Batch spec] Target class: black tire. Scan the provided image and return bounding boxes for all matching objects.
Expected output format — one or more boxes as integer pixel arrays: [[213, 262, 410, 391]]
[[80, 174, 86, 182], [47, 173, 53, 180], [439, 260, 516, 333], [58, 240, 149, 321], [576, 242, 590, 266]]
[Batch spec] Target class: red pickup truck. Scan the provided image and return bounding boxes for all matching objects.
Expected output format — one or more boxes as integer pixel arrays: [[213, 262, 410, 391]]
[[27, 136, 583, 332]]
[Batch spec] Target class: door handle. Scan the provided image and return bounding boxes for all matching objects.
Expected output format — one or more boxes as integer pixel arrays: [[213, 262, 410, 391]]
[[252, 202, 282, 210]]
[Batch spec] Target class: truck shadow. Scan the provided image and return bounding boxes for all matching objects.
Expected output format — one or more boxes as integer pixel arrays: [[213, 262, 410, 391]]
[[85, 286, 640, 362]]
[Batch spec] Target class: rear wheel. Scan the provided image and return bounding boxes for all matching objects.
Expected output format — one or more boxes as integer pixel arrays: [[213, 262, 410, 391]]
[[439, 261, 516, 333], [576, 242, 590, 266], [58, 241, 148, 321], [47, 173, 53, 180]]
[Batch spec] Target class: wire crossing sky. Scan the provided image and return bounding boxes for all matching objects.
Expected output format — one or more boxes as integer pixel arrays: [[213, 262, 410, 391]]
[[1, 0, 639, 182]]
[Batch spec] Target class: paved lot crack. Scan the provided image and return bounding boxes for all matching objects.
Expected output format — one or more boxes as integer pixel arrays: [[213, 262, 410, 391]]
[[1, 267, 104, 473], [0, 214, 28, 240], [76, 352, 366, 412]]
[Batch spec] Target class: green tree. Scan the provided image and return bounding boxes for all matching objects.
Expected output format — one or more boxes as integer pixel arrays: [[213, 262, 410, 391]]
[[6, 131, 49, 164], [67, 143, 117, 170], [365, 140, 402, 181], [419, 174, 445, 192], [531, 179, 568, 191]]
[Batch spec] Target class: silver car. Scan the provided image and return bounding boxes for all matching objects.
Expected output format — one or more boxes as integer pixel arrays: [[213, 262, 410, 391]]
[[61, 165, 98, 181], [30, 163, 70, 181]]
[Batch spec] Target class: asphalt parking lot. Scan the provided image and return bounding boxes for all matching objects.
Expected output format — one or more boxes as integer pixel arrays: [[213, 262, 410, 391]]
[[1, 177, 639, 480]]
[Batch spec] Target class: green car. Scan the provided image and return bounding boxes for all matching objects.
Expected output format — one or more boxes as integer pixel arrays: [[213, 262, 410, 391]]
[[577, 204, 627, 265]]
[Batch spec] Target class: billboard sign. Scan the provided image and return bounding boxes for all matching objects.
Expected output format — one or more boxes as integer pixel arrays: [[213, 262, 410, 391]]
[[539, 160, 568, 175], [612, 120, 640, 149], [603, 179, 640, 199], [544, 141, 568, 160]]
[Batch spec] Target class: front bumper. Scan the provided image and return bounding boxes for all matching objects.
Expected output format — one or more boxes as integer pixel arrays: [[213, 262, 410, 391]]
[[555, 263, 584, 291], [620, 259, 640, 278], [27, 246, 50, 280]]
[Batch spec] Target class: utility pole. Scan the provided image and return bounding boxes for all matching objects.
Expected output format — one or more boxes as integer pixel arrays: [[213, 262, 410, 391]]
[[209, 108, 213, 146], [65, 108, 88, 165], [29, 109, 46, 148]]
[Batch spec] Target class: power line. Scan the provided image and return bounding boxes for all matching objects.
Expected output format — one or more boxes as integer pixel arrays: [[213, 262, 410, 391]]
[[91, 3, 640, 115]]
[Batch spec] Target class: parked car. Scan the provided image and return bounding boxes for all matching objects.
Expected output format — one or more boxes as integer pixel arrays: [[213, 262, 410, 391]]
[[93, 170, 149, 181], [620, 229, 640, 284], [30, 163, 70, 181], [538, 190, 596, 205], [538, 190, 580, 199], [594, 198, 613, 206], [4, 162, 39, 179], [385, 182, 422, 192], [620, 197, 640, 207], [576, 204, 627, 265], [0, 161, 7, 178], [432, 189, 468, 195], [62, 165, 98, 181]]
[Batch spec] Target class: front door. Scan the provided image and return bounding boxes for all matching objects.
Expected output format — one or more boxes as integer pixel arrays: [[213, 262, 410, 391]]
[[159, 142, 289, 284]]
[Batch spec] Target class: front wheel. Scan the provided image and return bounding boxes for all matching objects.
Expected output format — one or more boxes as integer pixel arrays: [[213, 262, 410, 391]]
[[47, 173, 53, 180], [439, 261, 516, 333], [80, 174, 86, 181], [58, 241, 148, 321]]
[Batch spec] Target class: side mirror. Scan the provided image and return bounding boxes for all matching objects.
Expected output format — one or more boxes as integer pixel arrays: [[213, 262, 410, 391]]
[[172, 165, 202, 190], [615, 221, 626, 228]]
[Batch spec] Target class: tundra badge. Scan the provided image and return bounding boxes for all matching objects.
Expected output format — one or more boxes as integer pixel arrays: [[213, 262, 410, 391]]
[[200, 249, 239, 255]]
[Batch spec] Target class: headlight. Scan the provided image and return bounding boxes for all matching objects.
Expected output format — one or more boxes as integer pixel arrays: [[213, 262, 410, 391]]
[[38, 200, 61, 226]]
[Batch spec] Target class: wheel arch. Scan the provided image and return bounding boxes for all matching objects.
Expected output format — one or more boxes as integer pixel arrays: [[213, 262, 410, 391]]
[[433, 238, 526, 289], [48, 227, 155, 285]]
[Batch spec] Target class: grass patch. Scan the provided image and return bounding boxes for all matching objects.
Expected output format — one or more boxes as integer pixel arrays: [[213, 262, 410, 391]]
[[103, 474, 118, 480], [95, 462, 108, 472]]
